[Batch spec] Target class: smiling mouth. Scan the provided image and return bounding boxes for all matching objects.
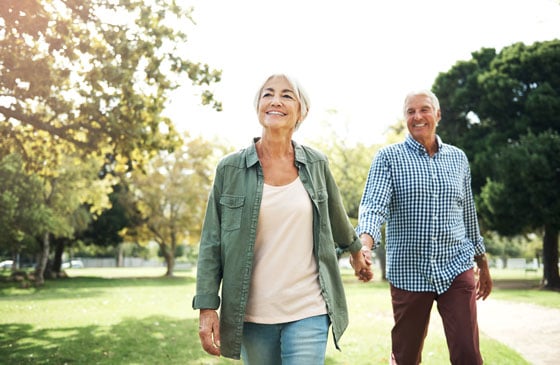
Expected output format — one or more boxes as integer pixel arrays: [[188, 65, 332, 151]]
[[413, 123, 427, 127], [267, 111, 285, 116]]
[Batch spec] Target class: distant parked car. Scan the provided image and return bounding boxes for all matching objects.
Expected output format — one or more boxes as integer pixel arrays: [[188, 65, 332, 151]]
[[0, 260, 14, 270], [62, 260, 84, 269]]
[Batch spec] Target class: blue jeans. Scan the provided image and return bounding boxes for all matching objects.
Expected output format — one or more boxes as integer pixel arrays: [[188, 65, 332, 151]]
[[241, 314, 330, 365]]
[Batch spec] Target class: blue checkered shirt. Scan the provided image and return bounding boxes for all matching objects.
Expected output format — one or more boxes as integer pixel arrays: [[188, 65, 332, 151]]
[[357, 134, 486, 294]]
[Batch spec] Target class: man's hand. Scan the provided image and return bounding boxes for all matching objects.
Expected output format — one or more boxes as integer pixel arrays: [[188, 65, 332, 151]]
[[199, 309, 221, 356], [475, 255, 493, 300]]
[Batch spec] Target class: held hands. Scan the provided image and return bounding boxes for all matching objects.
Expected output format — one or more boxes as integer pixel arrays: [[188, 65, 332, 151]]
[[350, 234, 375, 282], [198, 309, 221, 356], [350, 247, 374, 282]]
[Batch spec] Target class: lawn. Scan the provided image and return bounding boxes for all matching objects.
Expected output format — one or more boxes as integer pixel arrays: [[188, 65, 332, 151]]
[[0, 267, 555, 364]]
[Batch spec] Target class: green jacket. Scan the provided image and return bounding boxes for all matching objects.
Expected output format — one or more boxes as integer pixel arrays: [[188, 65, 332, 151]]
[[192, 138, 362, 360]]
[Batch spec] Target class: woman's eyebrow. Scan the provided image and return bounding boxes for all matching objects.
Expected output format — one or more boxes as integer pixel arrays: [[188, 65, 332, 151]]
[[262, 87, 295, 95]]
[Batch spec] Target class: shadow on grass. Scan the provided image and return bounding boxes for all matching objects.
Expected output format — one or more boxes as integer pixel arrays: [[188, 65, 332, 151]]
[[0, 316, 237, 365]]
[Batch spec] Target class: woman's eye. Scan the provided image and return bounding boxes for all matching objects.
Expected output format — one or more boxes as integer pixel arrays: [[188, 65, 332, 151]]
[[282, 94, 294, 99]]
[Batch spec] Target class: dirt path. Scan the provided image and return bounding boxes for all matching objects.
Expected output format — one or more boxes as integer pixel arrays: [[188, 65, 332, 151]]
[[477, 298, 560, 365]]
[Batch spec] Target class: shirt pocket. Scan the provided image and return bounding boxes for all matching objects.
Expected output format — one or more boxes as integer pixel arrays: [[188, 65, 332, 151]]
[[219, 195, 245, 231]]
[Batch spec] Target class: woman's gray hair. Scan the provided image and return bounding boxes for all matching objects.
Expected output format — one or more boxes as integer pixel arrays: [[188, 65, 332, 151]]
[[403, 89, 440, 116], [253, 74, 311, 129]]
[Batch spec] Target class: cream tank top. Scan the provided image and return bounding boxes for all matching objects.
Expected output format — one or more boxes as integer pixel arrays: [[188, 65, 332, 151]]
[[244, 177, 327, 323]]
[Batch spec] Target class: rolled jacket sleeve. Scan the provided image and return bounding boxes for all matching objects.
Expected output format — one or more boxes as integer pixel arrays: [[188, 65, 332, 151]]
[[322, 158, 362, 253]]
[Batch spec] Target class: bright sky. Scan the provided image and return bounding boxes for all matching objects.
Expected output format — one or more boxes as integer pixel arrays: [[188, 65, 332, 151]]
[[165, 0, 560, 148]]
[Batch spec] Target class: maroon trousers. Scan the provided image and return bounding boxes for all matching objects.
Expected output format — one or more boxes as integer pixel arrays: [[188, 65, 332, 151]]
[[390, 269, 482, 365]]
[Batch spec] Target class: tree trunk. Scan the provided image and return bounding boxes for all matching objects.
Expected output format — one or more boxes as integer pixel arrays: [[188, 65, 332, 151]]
[[34, 232, 50, 286], [161, 243, 175, 277], [52, 238, 65, 276], [542, 224, 560, 289], [117, 243, 124, 267]]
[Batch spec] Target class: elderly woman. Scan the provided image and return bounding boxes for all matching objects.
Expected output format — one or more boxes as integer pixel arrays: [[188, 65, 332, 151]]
[[192, 73, 372, 364]]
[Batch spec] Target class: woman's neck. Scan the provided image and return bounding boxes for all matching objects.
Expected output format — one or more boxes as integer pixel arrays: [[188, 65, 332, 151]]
[[257, 135, 293, 159]]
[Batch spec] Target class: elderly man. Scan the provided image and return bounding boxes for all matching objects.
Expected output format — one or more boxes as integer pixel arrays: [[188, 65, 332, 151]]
[[357, 90, 492, 365]]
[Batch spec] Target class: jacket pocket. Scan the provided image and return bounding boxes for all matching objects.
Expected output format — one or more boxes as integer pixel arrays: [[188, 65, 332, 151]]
[[316, 189, 328, 203], [220, 195, 245, 231], [315, 189, 329, 227]]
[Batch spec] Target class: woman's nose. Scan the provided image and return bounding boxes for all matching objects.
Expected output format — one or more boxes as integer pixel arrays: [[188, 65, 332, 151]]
[[270, 95, 282, 105]]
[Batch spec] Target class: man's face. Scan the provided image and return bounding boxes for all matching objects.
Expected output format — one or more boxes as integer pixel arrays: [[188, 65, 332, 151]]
[[405, 94, 441, 146]]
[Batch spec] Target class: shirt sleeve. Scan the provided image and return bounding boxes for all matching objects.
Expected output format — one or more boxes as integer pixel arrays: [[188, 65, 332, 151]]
[[357, 150, 392, 248], [462, 159, 486, 256]]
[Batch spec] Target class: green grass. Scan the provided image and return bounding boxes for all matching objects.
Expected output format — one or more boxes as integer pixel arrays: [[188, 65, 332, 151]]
[[1, 267, 555, 364]]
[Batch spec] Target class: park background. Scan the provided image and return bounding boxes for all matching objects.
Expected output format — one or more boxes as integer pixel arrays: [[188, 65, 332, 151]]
[[1, 0, 560, 363]]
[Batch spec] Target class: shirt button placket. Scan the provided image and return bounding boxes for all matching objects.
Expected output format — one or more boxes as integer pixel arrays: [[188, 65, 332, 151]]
[[429, 157, 438, 288]]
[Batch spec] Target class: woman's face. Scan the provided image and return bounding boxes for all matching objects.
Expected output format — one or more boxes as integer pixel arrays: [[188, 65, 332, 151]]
[[257, 76, 301, 131]]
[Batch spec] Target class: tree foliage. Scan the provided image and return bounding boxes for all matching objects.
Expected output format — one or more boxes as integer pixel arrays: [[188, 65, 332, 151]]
[[81, 183, 142, 248], [305, 114, 379, 220], [477, 132, 560, 235], [433, 39, 560, 288], [0, 154, 49, 263], [0, 0, 221, 171]]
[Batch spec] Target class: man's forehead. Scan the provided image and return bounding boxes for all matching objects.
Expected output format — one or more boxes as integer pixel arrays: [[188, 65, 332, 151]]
[[406, 96, 433, 109]]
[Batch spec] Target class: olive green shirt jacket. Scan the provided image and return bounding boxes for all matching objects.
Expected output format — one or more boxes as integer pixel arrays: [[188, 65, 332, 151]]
[[192, 138, 362, 360]]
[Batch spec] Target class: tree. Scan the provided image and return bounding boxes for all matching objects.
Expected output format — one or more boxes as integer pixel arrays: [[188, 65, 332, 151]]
[[433, 40, 560, 288], [1, 0, 221, 172], [0, 154, 50, 269], [34, 153, 114, 284], [477, 131, 560, 286], [1, 0, 221, 283], [126, 135, 217, 276]]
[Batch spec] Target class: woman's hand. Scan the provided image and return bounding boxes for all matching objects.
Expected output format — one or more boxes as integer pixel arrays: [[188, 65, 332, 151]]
[[199, 309, 221, 356]]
